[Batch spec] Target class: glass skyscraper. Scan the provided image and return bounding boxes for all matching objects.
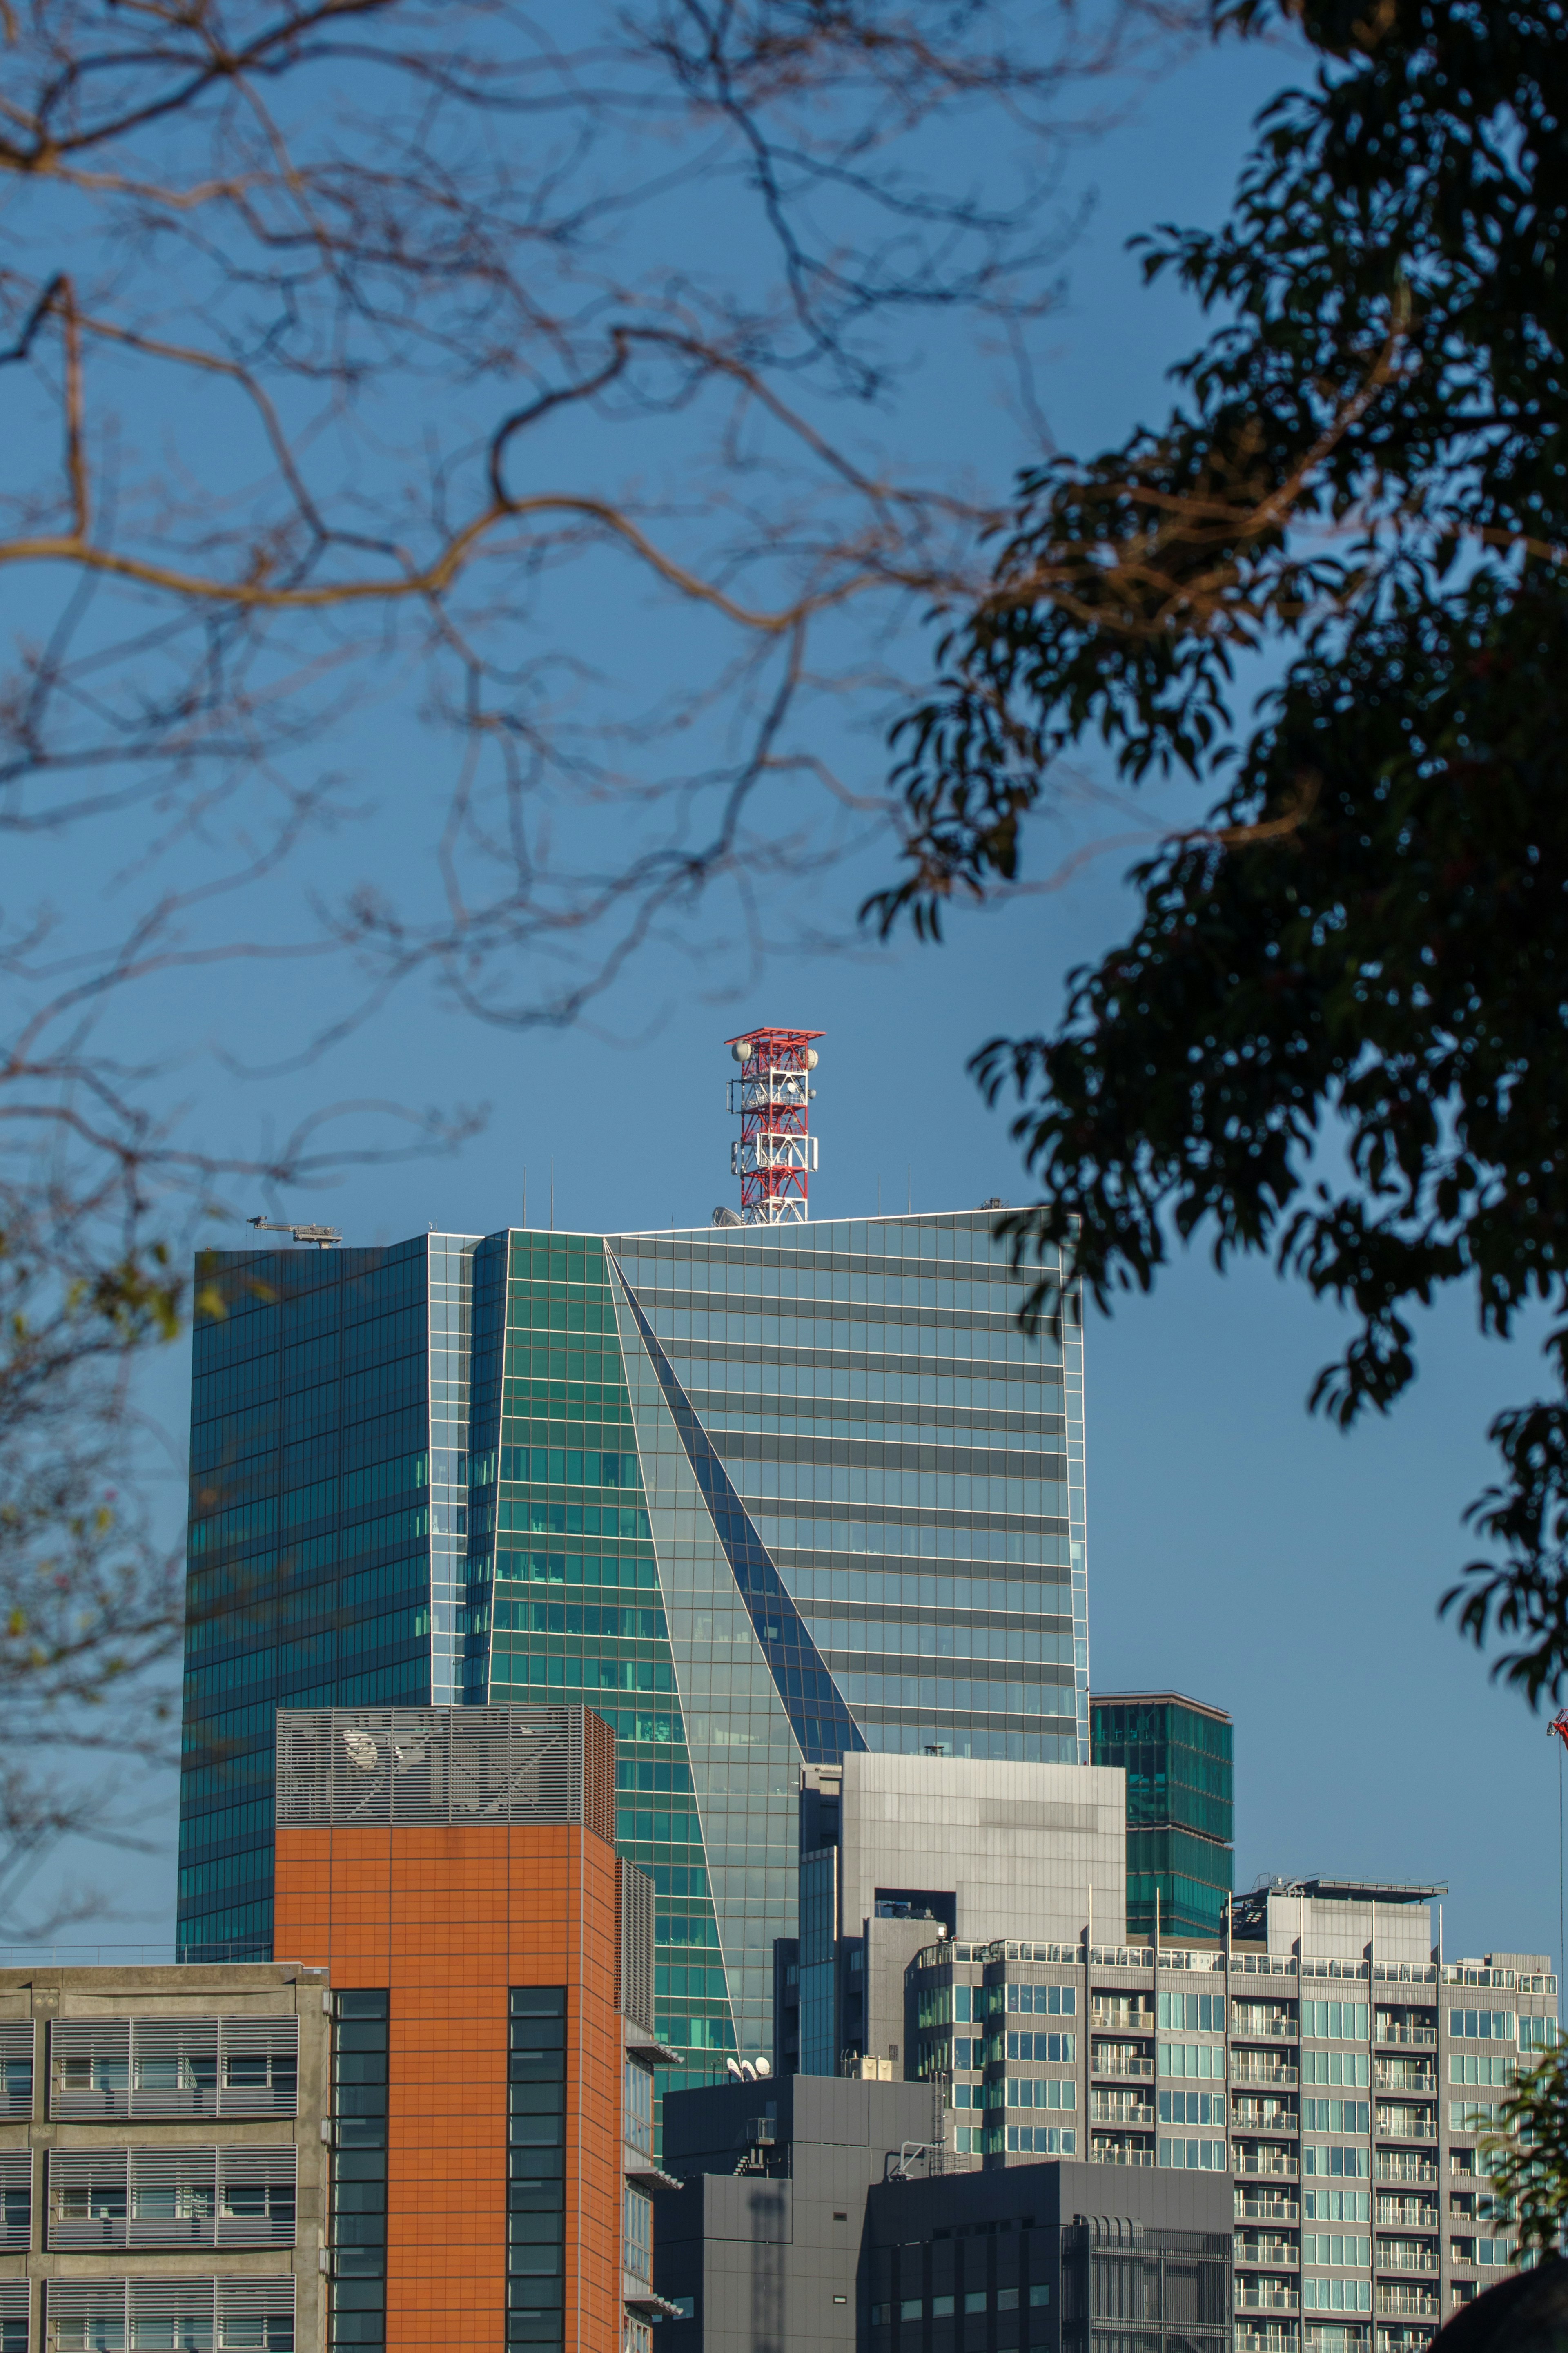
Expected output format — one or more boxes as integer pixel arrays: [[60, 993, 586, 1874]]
[[180, 1210, 1088, 2088], [1090, 1692, 1234, 1941]]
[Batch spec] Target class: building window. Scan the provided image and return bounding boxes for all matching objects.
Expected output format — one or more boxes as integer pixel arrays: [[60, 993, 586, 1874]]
[[510, 1988, 566, 2353], [331, 1992, 387, 2353], [1449, 2011, 1514, 2043], [1156, 1994, 1225, 2032], [1300, 2003, 1368, 2042], [623, 2187, 652, 2284], [624, 2061, 653, 2159], [1158, 2137, 1225, 2171]]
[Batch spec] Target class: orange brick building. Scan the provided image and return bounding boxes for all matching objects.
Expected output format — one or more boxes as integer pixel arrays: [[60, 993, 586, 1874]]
[[272, 1705, 671, 2353]]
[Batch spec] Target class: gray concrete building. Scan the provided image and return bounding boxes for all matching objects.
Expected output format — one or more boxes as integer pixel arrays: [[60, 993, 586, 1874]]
[[781, 1756, 1126, 2080], [0, 1960, 328, 2353], [654, 2076, 938, 2353], [865, 2159, 1232, 2353], [650, 2078, 1230, 2352]]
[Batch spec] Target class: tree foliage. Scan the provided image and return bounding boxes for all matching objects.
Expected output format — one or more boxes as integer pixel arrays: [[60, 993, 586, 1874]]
[[875, 0, 1568, 1700], [0, 0, 1205, 1899]]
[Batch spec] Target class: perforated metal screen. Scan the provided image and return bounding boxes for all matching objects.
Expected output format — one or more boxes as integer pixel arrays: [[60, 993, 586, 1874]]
[[274, 1704, 614, 1838]]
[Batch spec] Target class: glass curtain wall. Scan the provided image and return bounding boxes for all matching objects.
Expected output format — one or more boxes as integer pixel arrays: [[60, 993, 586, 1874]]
[[178, 1240, 447, 1960], [605, 1211, 1086, 1765]]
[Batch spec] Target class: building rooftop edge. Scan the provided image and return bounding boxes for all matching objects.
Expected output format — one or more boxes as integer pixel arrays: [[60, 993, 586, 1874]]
[[1090, 1691, 1233, 1724]]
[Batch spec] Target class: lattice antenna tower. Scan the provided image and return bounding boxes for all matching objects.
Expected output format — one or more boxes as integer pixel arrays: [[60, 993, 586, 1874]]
[[724, 1027, 823, 1224]]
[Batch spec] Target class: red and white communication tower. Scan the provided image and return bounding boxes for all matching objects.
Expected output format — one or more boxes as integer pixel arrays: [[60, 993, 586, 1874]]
[[725, 1027, 823, 1224]]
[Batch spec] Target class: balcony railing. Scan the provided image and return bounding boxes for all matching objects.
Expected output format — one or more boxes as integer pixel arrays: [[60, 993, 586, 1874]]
[[1376, 2108, 1437, 2140], [1233, 2101, 1300, 2130], [1376, 2208, 1439, 2235], [1376, 2065, 1438, 2093], [1233, 2018, 1299, 2041], [1237, 2152, 1301, 2179], [1376, 2153, 1438, 2184], [1091, 2094, 1153, 2126], [1237, 2284, 1300, 2313], [1376, 2023, 1437, 2048], [1089, 2140, 1154, 2168], [1237, 2196, 1300, 2224], [1377, 2285, 1440, 2317], [1093, 2051, 1154, 2079], [1236, 2240, 1299, 2269], [1233, 2057, 1299, 2088], [1377, 2244, 1439, 2274]]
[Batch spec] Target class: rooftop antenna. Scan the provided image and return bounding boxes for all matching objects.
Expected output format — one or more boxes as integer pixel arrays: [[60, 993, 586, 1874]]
[[247, 1216, 341, 1249], [725, 1026, 823, 1224]]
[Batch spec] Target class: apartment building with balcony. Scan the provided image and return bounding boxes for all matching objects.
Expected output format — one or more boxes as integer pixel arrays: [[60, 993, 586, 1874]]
[[0, 1959, 328, 2353], [899, 1878, 1557, 2353]]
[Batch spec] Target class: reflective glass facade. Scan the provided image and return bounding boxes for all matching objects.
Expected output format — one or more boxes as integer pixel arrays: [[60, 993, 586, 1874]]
[[180, 1209, 1089, 2079], [1090, 1695, 1234, 1942], [180, 1237, 470, 1960]]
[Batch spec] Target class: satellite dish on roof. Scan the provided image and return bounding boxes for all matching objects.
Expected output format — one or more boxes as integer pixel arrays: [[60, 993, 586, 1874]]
[[342, 1731, 379, 1772], [754, 2054, 772, 2078], [726, 2057, 744, 2081]]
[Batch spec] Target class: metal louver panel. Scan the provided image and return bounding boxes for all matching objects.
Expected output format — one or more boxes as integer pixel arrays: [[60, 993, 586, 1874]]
[[129, 2022, 218, 2116], [216, 2022, 296, 2118], [0, 2153, 29, 2249], [49, 2022, 297, 2120], [49, 2148, 296, 2251], [215, 2148, 297, 2248], [618, 1863, 655, 2034], [0, 2281, 26, 2349], [0, 2023, 34, 2119], [275, 1704, 611, 1831], [46, 2278, 294, 2352], [49, 2023, 129, 2117]]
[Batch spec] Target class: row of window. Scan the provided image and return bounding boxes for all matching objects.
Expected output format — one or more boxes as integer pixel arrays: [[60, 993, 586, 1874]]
[[1161, 2042, 1225, 2081], [871, 2288, 1052, 2324], [1159, 2137, 1225, 2171], [1302, 2280, 1372, 2313], [496, 1499, 653, 1542], [1301, 2235, 1372, 2268], [1303, 2054, 1371, 2087], [510, 1987, 567, 2353], [916, 1983, 1077, 2030], [22, 2273, 295, 2352], [1003, 2034, 1075, 2065], [40, 2146, 296, 2247], [330, 1989, 387, 2353], [491, 1549, 662, 1590], [807, 1615, 1074, 1665], [183, 1608, 429, 1703]]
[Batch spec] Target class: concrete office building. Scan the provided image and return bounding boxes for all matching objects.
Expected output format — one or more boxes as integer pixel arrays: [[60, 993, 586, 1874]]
[[651, 2076, 1231, 2353], [0, 1958, 329, 2353], [180, 1207, 1089, 2094], [270, 1704, 673, 2353], [777, 1755, 1126, 2079], [1090, 1695, 1234, 1943]]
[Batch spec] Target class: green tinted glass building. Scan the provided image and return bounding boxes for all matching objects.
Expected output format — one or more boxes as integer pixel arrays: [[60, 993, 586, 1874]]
[[181, 1211, 1088, 2085], [1090, 1692, 1234, 1941]]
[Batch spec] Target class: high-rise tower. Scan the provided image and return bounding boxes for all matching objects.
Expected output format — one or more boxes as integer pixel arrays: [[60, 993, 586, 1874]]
[[181, 1206, 1089, 2094]]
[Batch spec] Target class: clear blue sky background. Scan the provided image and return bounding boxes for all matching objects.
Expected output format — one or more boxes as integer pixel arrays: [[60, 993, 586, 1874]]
[[49, 16, 1555, 1973]]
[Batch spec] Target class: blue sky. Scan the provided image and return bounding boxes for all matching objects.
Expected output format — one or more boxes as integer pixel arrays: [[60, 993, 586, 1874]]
[[37, 13, 1556, 1972]]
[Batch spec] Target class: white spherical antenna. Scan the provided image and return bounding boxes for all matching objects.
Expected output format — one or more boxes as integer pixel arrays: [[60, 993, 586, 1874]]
[[754, 2054, 773, 2078]]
